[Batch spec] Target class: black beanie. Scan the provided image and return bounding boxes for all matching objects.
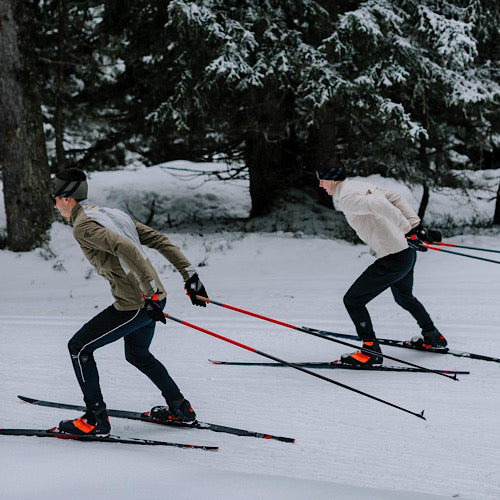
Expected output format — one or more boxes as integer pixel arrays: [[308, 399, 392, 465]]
[[316, 161, 346, 181], [52, 168, 88, 200]]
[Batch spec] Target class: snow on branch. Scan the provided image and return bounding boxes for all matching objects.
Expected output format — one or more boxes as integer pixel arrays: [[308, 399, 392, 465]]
[[338, 0, 406, 41], [417, 5, 477, 69]]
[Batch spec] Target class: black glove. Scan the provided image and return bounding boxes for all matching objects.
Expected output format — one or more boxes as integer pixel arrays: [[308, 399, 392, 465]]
[[407, 224, 442, 243], [422, 227, 442, 243], [185, 274, 208, 307], [143, 292, 166, 323]]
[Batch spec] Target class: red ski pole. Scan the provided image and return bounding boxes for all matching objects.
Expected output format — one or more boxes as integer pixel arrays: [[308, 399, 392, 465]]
[[195, 297, 458, 381], [430, 242, 500, 254], [424, 244, 500, 264], [163, 312, 426, 420]]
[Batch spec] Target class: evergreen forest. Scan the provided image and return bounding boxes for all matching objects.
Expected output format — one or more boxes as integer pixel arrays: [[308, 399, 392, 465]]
[[1, 0, 499, 250]]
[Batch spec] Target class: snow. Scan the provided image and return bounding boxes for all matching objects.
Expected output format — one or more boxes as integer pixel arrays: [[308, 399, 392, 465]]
[[1, 163, 500, 499]]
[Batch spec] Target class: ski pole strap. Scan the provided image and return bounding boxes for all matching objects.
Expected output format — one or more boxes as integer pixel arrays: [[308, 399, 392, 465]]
[[425, 244, 500, 264]]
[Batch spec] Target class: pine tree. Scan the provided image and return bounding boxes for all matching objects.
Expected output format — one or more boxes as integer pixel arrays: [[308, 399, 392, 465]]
[[326, 0, 499, 216], [20, 0, 499, 223], [147, 0, 338, 215]]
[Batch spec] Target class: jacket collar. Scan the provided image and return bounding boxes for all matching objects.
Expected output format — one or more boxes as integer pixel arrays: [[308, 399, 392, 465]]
[[332, 179, 348, 199], [69, 202, 83, 226]]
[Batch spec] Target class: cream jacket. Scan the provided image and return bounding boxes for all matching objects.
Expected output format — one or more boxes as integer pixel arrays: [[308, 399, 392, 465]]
[[332, 179, 420, 259]]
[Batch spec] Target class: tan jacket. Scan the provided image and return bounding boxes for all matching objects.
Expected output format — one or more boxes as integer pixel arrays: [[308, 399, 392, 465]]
[[71, 202, 193, 310], [333, 179, 420, 259]]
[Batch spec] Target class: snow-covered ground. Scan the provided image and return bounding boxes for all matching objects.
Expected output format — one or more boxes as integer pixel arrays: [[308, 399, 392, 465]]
[[1, 163, 499, 499]]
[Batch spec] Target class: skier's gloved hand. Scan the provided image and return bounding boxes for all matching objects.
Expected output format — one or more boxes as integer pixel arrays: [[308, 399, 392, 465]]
[[143, 292, 166, 323], [422, 227, 442, 243], [406, 235, 428, 252], [185, 274, 208, 307], [407, 224, 442, 243]]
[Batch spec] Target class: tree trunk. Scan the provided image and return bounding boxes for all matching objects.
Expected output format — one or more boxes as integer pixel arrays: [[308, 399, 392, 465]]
[[417, 135, 430, 221], [244, 131, 299, 217], [418, 182, 430, 221], [244, 133, 277, 216], [0, 0, 53, 251], [493, 182, 500, 225], [54, 0, 67, 172]]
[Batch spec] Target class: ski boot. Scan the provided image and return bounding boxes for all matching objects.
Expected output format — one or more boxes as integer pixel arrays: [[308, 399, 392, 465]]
[[58, 407, 110, 436], [150, 398, 196, 423], [411, 328, 448, 349], [341, 339, 383, 366]]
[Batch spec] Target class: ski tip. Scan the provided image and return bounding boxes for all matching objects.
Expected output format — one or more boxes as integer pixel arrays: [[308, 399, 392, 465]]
[[18, 395, 37, 404], [208, 360, 222, 365], [262, 434, 295, 443], [194, 445, 219, 451], [264, 434, 295, 443], [419, 410, 426, 421], [274, 437, 295, 443]]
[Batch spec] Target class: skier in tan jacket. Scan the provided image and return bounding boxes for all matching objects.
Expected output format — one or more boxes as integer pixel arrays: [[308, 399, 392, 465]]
[[51, 168, 208, 435], [317, 158, 447, 366]]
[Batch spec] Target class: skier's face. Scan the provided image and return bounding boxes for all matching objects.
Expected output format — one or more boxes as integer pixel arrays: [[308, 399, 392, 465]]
[[53, 196, 76, 221], [319, 179, 340, 196]]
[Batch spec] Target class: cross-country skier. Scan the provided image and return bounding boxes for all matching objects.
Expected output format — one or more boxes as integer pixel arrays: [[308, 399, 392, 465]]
[[317, 158, 447, 366], [51, 168, 208, 435]]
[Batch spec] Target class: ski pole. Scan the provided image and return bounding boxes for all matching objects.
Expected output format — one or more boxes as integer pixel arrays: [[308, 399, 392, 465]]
[[424, 244, 500, 264], [196, 297, 458, 381], [163, 312, 426, 420], [429, 242, 500, 254]]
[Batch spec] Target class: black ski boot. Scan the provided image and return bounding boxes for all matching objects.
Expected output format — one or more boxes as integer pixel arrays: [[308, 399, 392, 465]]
[[150, 398, 196, 423], [341, 339, 383, 366], [58, 407, 110, 435], [411, 328, 448, 349]]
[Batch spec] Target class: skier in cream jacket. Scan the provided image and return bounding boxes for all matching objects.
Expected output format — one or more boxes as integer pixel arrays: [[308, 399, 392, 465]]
[[317, 158, 447, 366]]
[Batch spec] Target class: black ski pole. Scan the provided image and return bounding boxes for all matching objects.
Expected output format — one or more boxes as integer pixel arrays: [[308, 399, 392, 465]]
[[163, 312, 426, 420], [425, 244, 500, 264], [196, 297, 459, 381]]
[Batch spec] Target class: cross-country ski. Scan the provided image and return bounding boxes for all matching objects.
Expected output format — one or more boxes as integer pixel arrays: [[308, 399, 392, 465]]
[[208, 359, 470, 374], [301, 327, 500, 363], [0, 427, 218, 450], [18, 396, 295, 443]]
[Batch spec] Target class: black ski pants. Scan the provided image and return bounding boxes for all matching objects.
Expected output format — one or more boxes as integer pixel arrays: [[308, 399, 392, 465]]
[[67, 299, 183, 411], [343, 247, 435, 341]]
